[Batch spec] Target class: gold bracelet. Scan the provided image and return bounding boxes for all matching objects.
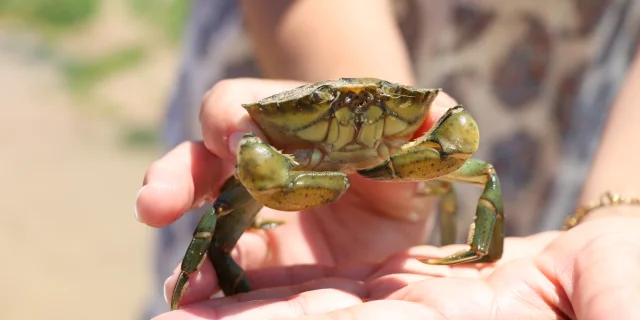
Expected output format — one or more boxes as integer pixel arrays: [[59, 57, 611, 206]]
[[562, 191, 640, 230]]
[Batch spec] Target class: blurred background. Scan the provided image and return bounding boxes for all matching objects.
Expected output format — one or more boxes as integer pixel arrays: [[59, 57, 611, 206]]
[[2, 1, 637, 319], [0, 1, 189, 319]]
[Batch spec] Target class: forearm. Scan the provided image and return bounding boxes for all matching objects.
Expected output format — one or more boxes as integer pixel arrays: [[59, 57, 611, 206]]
[[579, 51, 640, 211], [238, 0, 414, 84]]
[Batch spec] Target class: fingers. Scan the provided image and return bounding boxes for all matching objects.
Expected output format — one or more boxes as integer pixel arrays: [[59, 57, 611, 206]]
[[159, 279, 444, 320], [135, 141, 234, 227], [199, 78, 307, 161], [200, 277, 365, 309], [161, 292, 442, 320], [199, 78, 456, 160], [160, 239, 517, 311], [575, 247, 640, 319], [162, 236, 537, 308], [363, 232, 555, 284], [137, 77, 457, 227], [136, 78, 307, 227], [156, 280, 366, 320], [245, 262, 376, 289], [537, 217, 640, 319], [383, 257, 567, 320], [158, 234, 570, 319], [562, 222, 640, 319], [163, 256, 377, 306], [365, 273, 431, 300], [299, 300, 446, 320]]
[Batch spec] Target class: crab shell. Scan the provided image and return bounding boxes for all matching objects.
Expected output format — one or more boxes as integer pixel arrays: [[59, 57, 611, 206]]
[[242, 78, 440, 173]]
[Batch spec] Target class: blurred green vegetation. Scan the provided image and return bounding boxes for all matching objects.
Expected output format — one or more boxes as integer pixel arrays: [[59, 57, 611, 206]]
[[129, 0, 190, 44], [61, 46, 147, 93], [0, 0, 189, 41], [0, 0, 100, 32], [121, 125, 159, 149], [0, 0, 191, 149]]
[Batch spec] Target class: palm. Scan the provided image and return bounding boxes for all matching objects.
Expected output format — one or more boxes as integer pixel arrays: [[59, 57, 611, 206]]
[[157, 233, 558, 319], [234, 174, 436, 269], [159, 219, 640, 319], [159, 175, 438, 309], [137, 79, 640, 319]]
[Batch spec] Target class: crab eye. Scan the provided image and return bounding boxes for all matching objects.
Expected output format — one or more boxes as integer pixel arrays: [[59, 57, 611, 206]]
[[312, 91, 322, 103], [344, 96, 352, 104], [310, 85, 334, 103]]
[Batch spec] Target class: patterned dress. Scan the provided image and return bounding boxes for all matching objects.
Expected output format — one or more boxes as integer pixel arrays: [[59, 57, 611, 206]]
[[143, 0, 640, 317]]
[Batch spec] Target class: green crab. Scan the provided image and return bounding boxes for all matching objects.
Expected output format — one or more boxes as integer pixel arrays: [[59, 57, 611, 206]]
[[170, 78, 504, 310]]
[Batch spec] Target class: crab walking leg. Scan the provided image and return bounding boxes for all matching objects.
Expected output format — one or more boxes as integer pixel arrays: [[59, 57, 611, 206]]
[[360, 158, 504, 264], [208, 192, 264, 297], [235, 133, 350, 212], [170, 178, 255, 310], [425, 159, 504, 264], [417, 180, 458, 246], [174, 134, 350, 307], [358, 105, 504, 264]]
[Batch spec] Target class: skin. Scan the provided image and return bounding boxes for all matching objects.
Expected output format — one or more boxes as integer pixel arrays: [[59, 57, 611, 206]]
[[237, 0, 414, 84], [135, 0, 640, 318], [137, 78, 640, 320]]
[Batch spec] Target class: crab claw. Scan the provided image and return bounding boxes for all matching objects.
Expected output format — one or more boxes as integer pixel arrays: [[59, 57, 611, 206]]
[[234, 134, 350, 211]]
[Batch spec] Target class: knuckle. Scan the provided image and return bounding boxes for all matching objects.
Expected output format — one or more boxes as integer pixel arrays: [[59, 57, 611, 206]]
[[199, 79, 240, 118]]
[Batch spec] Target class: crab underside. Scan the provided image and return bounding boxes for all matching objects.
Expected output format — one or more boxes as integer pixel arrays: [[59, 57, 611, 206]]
[[170, 78, 504, 310]]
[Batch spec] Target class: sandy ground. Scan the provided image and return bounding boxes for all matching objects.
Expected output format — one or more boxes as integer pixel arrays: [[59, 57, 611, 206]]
[[0, 3, 179, 319]]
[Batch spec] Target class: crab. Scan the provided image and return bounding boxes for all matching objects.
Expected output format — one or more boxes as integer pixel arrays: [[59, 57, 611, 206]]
[[170, 78, 504, 310]]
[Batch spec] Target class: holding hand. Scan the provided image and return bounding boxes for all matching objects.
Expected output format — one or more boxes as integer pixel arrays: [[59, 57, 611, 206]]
[[136, 77, 457, 302], [136, 78, 640, 320], [156, 214, 640, 319]]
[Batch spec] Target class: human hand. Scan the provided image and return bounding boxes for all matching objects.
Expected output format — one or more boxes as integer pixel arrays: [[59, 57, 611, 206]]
[[154, 211, 640, 319], [135, 77, 458, 305]]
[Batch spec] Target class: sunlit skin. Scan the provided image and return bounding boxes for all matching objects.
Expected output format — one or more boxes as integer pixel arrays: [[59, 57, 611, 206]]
[[168, 78, 505, 310], [136, 78, 640, 319]]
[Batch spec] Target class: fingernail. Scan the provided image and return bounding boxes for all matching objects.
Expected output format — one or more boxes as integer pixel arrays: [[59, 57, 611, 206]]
[[227, 131, 247, 156], [134, 185, 146, 222], [163, 275, 172, 304], [231, 247, 240, 261]]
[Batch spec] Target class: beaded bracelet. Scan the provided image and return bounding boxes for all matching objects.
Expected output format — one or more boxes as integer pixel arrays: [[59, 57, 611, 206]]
[[562, 191, 640, 230]]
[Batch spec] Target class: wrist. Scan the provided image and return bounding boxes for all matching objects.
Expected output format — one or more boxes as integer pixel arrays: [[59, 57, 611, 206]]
[[581, 204, 640, 223], [563, 192, 640, 229]]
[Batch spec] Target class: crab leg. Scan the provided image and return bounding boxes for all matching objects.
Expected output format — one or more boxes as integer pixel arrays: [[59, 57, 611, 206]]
[[170, 177, 258, 310], [427, 158, 504, 264], [358, 106, 504, 264], [235, 133, 350, 212], [172, 134, 351, 309], [208, 186, 264, 297], [417, 180, 458, 246]]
